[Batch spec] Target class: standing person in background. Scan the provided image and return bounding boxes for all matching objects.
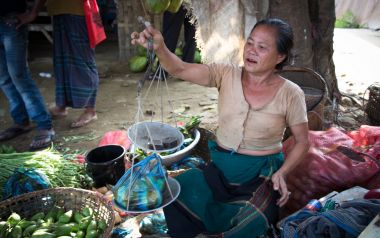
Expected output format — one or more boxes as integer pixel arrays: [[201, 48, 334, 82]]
[[43, 0, 100, 128], [162, 3, 196, 64], [0, 0, 55, 150]]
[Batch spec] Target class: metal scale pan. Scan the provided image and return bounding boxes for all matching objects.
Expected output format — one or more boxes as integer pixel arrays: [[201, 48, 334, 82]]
[[113, 177, 181, 214], [127, 121, 184, 153]]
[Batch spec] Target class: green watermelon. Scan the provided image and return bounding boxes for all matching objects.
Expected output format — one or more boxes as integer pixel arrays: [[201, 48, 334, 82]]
[[175, 47, 183, 57], [194, 49, 202, 63], [136, 45, 147, 56], [167, 0, 183, 13], [143, 0, 171, 14], [129, 55, 148, 73]]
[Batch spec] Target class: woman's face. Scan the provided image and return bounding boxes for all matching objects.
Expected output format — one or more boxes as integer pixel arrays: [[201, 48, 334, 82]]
[[243, 25, 285, 74]]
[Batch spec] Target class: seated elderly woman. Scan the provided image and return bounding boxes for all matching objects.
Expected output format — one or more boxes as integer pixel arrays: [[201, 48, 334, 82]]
[[132, 18, 310, 238]]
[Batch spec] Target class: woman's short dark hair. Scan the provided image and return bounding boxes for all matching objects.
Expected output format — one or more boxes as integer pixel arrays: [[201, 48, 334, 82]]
[[252, 18, 294, 70]]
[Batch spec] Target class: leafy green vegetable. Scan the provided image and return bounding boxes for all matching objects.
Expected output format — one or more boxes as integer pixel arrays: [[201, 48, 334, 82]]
[[335, 11, 360, 28], [179, 115, 202, 139]]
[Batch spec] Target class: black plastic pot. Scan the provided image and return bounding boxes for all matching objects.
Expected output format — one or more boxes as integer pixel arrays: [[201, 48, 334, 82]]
[[85, 144, 126, 187]]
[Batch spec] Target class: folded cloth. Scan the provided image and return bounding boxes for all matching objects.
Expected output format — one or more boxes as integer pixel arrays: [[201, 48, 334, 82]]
[[279, 199, 380, 238]]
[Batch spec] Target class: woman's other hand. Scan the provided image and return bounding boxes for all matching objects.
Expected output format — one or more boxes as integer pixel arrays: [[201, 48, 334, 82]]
[[271, 170, 289, 207]]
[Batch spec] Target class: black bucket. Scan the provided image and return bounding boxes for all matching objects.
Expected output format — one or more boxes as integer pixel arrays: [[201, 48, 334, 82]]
[[85, 144, 126, 187]]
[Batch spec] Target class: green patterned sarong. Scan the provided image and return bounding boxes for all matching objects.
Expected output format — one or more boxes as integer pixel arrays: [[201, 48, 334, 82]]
[[163, 140, 284, 238]]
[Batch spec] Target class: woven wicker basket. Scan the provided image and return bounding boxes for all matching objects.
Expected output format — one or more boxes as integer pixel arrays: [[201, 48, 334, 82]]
[[279, 66, 327, 112], [192, 127, 216, 164], [279, 66, 328, 131], [0, 187, 115, 238]]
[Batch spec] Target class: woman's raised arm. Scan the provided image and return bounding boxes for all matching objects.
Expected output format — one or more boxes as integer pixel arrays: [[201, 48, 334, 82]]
[[131, 26, 211, 86]]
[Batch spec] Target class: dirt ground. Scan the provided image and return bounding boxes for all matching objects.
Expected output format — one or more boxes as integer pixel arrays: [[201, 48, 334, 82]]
[[0, 32, 218, 153], [1, 28, 379, 153]]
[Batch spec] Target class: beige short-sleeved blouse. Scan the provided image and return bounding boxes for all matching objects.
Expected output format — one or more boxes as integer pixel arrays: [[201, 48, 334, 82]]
[[207, 63, 308, 151]]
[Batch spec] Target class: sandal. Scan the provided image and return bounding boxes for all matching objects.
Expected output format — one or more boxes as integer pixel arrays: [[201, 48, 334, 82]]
[[70, 113, 98, 128], [0, 126, 33, 141], [29, 129, 55, 151]]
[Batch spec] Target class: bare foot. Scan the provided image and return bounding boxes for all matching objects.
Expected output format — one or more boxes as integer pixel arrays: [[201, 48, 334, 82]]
[[49, 105, 68, 119], [70, 111, 97, 128]]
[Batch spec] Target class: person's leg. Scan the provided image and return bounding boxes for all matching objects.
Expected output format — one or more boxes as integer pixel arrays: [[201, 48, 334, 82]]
[[159, 7, 187, 79], [0, 23, 30, 128], [53, 15, 99, 128], [0, 23, 54, 148], [182, 8, 196, 63], [49, 15, 68, 117], [162, 7, 186, 53], [70, 107, 97, 128], [3, 25, 52, 131]]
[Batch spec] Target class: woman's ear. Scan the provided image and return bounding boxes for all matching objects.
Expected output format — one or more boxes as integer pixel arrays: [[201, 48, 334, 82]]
[[277, 54, 286, 65]]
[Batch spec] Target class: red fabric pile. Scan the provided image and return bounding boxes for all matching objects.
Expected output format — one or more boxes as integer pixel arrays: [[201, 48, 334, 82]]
[[283, 126, 380, 213]]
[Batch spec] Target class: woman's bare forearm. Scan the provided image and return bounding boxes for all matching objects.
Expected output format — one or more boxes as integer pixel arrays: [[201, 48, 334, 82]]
[[279, 123, 310, 176], [132, 26, 210, 86]]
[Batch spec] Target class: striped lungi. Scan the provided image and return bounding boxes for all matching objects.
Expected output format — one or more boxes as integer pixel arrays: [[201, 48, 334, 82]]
[[52, 14, 99, 108], [164, 140, 284, 238]]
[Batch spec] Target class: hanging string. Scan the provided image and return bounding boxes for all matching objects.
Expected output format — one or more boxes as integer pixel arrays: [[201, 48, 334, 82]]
[[124, 15, 180, 213], [138, 0, 150, 20]]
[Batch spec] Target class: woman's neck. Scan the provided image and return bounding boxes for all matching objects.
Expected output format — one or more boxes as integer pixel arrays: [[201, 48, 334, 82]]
[[242, 69, 278, 87]]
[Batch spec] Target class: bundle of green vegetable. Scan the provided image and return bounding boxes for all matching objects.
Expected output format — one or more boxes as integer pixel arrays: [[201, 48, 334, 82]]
[[0, 145, 16, 154], [0, 206, 107, 238], [0, 148, 93, 200]]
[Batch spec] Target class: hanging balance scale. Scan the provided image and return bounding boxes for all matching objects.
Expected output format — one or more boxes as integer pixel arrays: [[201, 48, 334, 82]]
[[112, 16, 181, 213]]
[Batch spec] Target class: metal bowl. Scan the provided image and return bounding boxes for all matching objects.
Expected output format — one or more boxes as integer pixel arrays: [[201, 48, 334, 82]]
[[161, 129, 201, 166], [127, 121, 184, 153]]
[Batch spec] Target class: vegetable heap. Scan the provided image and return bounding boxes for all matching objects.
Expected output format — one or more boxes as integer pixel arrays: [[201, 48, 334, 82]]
[[0, 148, 93, 200], [177, 115, 201, 140], [0, 206, 107, 238]]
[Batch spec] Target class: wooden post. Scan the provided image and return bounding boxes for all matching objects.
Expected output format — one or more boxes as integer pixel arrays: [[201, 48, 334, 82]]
[[117, 0, 127, 61]]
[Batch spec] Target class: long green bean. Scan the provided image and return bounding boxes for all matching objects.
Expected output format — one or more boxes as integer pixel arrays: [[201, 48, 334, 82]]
[[0, 148, 92, 199]]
